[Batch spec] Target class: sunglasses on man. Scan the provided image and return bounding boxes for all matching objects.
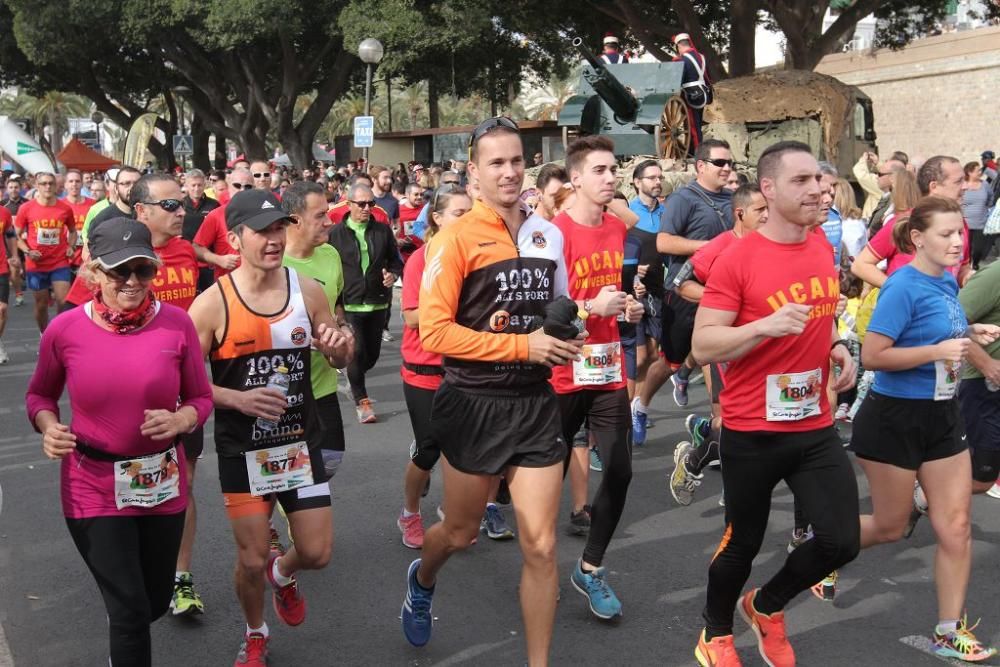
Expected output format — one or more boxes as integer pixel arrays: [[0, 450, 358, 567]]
[[141, 199, 184, 212], [350, 200, 376, 208], [701, 158, 734, 168]]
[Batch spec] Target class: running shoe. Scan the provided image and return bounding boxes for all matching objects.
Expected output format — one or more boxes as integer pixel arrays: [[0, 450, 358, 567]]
[[495, 477, 511, 505], [569, 559, 622, 619], [573, 428, 589, 447], [482, 504, 515, 540], [834, 403, 850, 422], [933, 616, 997, 662], [786, 527, 813, 554], [671, 373, 690, 407], [268, 523, 286, 556], [903, 481, 928, 539], [695, 630, 742, 667], [718, 491, 726, 507], [381, 329, 394, 342], [0, 340, 8, 365], [266, 554, 306, 626], [397, 512, 425, 549], [988, 482, 1000, 499], [738, 588, 795, 667], [669, 441, 703, 506], [568, 505, 592, 536], [401, 559, 434, 647], [630, 397, 648, 446], [589, 447, 603, 472], [810, 571, 837, 602], [356, 398, 377, 424], [234, 631, 269, 667], [170, 572, 205, 616], [14, 292, 23, 307], [685, 414, 715, 468]]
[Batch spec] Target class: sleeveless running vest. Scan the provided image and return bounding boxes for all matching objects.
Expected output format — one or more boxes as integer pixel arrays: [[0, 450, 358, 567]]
[[210, 268, 321, 457]]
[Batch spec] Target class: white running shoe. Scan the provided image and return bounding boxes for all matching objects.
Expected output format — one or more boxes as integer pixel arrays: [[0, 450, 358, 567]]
[[988, 483, 1000, 500], [0, 340, 8, 364]]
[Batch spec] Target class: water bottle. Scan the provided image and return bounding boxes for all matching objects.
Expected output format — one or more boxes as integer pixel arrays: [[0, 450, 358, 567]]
[[987, 378, 999, 392], [256, 365, 290, 431]]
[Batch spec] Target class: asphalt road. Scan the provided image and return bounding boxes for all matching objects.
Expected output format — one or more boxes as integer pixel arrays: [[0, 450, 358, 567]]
[[1, 297, 1000, 667]]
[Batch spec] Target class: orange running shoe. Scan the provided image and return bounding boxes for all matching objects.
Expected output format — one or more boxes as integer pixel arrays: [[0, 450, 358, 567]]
[[738, 588, 795, 667], [695, 629, 743, 666]]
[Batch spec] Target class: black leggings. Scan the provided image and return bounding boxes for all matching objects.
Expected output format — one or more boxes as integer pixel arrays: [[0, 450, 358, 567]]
[[704, 427, 859, 637], [345, 310, 386, 403], [558, 389, 633, 567], [970, 229, 991, 269], [403, 381, 441, 471], [66, 511, 186, 666]]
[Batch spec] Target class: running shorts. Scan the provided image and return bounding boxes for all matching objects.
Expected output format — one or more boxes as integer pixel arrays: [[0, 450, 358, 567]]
[[431, 382, 565, 475], [316, 393, 346, 479], [0, 274, 9, 304], [26, 266, 72, 292], [218, 448, 330, 519], [710, 363, 724, 404], [404, 381, 440, 472], [556, 388, 631, 447], [180, 426, 204, 460], [958, 378, 1000, 483], [659, 293, 697, 366], [849, 390, 965, 471]]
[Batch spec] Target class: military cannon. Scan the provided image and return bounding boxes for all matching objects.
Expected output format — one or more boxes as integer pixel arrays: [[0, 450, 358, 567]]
[[558, 38, 691, 159]]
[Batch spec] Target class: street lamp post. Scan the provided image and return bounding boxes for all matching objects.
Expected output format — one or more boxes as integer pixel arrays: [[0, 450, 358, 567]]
[[89, 111, 104, 155], [358, 38, 384, 164], [171, 86, 192, 170]]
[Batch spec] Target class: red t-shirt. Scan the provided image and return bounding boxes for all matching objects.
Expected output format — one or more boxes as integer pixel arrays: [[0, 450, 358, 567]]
[[400, 245, 443, 391], [701, 230, 839, 432], [867, 211, 970, 278], [691, 230, 740, 284], [192, 204, 239, 279], [549, 211, 628, 394], [0, 206, 11, 276], [64, 236, 200, 310], [65, 196, 96, 266], [15, 199, 75, 272]]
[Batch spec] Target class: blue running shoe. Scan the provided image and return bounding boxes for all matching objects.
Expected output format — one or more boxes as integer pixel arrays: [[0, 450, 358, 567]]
[[570, 559, 622, 619], [630, 397, 647, 447], [589, 447, 603, 472], [482, 503, 515, 540], [401, 559, 434, 646], [671, 373, 689, 407]]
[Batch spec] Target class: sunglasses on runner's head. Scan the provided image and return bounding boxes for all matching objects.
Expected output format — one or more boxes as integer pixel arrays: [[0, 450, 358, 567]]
[[350, 200, 375, 208], [702, 158, 734, 168], [103, 263, 158, 282], [141, 198, 184, 212], [468, 117, 519, 154]]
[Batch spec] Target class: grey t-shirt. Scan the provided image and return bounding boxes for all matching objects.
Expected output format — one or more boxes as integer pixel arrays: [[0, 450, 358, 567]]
[[963, 184, 995, 230], [659, 182, 733, 283]]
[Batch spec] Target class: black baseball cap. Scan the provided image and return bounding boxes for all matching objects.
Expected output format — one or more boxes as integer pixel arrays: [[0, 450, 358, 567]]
[[225, 189, 292, 231], [88, 217, 159, 269]]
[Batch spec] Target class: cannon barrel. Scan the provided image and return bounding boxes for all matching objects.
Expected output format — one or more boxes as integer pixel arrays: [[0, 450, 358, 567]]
[[571, 37, 639, 123]]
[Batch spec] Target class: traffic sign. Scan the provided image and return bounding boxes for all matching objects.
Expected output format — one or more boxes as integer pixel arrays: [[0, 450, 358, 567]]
[[172, 134, 193, 156], [353, 116, 374, 148]]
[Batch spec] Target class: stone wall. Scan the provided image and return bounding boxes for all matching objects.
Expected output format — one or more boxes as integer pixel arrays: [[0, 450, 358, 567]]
[[816, 25, 1000, 165]]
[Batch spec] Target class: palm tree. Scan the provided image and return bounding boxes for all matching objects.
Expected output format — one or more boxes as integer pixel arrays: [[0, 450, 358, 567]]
[[5, 91, 91, 154], [521, 70, 578, 121]]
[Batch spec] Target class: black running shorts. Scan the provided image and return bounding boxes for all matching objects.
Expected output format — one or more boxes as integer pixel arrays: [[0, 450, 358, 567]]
[[659, 293, 697, 366], [849, 390, 966, 471], [958, 378, 1000, 483], [431, 382, 565, 475]]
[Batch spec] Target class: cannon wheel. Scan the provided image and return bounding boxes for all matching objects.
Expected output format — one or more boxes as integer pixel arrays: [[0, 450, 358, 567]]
[[659, 95, 691, 160]]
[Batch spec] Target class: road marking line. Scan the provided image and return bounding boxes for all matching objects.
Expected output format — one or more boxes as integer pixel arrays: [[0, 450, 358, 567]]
[[0, 620, 14, 667]]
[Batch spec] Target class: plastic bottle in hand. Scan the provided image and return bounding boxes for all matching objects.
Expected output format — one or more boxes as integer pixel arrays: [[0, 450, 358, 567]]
[[256, 365, 290, 431]]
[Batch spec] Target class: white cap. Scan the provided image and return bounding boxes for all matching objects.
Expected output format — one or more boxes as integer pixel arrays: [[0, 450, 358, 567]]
[[603, 35, 619, 45], [673, 33, 691, 45], [105, 167, 121, 183]]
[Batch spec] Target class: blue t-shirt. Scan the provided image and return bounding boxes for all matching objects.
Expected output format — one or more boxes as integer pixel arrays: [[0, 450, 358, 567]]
[[868, 265, 967, 399], [820, 206, 843, 266], [412, 202, 431, 240]]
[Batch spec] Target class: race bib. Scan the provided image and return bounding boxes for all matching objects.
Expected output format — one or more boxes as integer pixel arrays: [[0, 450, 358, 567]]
[[113, 446, 181, 510], [36, 227, 61, 246], [573, 342, 623, 386], [765, 369, 823, 422], [934, 360, 961, 401], [245, 441, 313, 496]]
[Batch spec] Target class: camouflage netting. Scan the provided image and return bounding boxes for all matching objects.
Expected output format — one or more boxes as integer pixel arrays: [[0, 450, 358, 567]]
[[523, 155, 755, 198], [704, 70, 857, 165]]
